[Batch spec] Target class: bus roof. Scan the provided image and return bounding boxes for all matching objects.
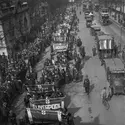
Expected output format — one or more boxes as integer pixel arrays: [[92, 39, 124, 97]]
[[98, 35, 112, 40]]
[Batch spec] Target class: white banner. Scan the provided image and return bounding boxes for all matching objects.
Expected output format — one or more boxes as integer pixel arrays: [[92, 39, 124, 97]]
[[32, 103, 61, 110], [53, 44, 68, 51]]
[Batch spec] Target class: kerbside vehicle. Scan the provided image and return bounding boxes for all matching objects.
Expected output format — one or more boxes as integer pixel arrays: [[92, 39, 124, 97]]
[[99, 8, 109, 25]]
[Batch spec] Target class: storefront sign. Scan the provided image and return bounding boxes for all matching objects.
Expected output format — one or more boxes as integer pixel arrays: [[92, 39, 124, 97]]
[[32, 103, 61, 110]]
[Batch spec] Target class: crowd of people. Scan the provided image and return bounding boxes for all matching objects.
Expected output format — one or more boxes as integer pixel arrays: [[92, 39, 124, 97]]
[[23, 5, 82, 125], [0, 7, 55, 125], [0, 3, 84, 125]]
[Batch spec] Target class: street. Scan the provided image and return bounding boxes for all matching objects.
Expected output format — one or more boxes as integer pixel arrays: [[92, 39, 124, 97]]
[[63, 7, 125, 125]]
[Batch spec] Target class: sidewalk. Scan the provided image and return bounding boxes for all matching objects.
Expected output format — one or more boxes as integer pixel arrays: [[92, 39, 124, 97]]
[[109, 16, 125, 31]]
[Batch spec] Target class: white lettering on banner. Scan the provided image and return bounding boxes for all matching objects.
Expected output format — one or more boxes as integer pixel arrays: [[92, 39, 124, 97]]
[[41, 110, 46, 115], [45, 99, 50, 104], [54, 45, 67, 50], [32, 104, 61, 110]]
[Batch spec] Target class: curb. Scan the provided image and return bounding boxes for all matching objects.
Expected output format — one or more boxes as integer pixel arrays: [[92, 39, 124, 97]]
[[109, 17, 125, 31]]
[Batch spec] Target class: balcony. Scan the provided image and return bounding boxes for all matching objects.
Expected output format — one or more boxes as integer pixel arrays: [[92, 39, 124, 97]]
[[0, 2, 29, 20]]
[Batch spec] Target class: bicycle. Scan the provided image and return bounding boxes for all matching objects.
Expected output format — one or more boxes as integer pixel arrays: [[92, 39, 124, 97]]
[[102, 98, 110, 110]]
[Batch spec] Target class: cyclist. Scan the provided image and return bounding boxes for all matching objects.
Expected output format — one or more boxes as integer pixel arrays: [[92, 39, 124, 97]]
[[100, 87, 107, 100], [83, 75, 90, 95], [100, 87, 110, 109]]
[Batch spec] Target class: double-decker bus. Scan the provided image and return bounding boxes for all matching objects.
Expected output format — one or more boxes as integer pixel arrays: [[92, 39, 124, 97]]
[[94, 3, 99, 12], [99, 8, 109, 25]]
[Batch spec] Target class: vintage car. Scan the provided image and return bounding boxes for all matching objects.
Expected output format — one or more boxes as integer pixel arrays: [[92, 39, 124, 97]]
[[26, 108, 68, 125], [90, 25, 101, 36], [96, 34, 114, 59], [94, 31, 105, 41], [86, 16, 92, 28], [99, 8, 109, 26], [104, 58, 125, 95], [84, 10, 90, 19]]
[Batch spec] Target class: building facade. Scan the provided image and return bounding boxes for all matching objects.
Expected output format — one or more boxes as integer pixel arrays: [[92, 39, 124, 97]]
[[0, 0, 31, 59]]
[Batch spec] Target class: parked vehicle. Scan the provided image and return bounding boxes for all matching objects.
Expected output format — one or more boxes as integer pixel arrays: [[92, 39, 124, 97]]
[[99, 8, 109, 26], [86, 15, 92, 28], [90, 25, 101, 36], [104, 59, 125, 95]]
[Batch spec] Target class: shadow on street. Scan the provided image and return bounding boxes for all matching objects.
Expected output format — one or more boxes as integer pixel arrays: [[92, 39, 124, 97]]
[[74, 115, 103, 125]]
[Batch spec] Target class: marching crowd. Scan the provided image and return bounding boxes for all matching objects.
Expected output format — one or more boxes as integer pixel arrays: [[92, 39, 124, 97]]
[[0, 7, 59, 125], [0, 3, 89, 125], [0, 4, 78, 125]]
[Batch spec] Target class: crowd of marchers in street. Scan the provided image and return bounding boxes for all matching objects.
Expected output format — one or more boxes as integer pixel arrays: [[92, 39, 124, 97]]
[[23, 5, 85, 125], [0, 3, 85, 125], [0, 5, 66, 125]]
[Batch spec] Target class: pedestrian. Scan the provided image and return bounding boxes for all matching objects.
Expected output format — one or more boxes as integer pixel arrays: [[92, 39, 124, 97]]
[[67, 113, 75, 125], [118, 42, 121, 53], [92, 45, 96, 56], [19, 117, 26, 125], [9, 110, 17, 125], [114, 44, 117, 57], [83, 75, 90, 95]]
